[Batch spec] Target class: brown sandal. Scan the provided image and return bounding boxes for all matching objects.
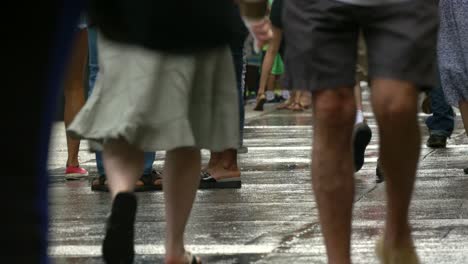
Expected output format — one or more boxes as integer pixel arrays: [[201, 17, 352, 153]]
[[91, 169, 162, 192]]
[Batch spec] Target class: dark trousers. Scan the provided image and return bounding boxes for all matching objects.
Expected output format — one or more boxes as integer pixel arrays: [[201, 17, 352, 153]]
[[3, 1, 82, 262], [425, 66, 455, 137]]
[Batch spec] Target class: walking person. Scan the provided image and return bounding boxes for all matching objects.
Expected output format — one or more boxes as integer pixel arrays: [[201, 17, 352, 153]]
[[69, 0, 271, 262], [425, 67, 455, 149], [63, 18, 89, 179], [438, 0, 468, 173], [86, 26, 161, 192], [283, 0, 438, 263]]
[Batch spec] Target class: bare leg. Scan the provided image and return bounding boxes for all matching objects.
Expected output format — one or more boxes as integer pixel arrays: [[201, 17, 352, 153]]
[[102, 139, 144, 263], [312, 87, 356, 264], [103, 139, 144, 199], [371, 79, 419, 252], [164, 148, 201, 262], [64, 29, 88, 167], [354, 84, 363, 111]]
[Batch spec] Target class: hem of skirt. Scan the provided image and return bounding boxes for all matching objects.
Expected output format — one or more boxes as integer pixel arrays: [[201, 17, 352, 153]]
[[68, 118, 239, 153]]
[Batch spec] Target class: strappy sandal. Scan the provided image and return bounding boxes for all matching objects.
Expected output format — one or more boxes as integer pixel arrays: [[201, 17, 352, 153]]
[[135, 170, 162, 192], [91, 175, 108, 192], [288, 102, 305, 112], [254, 93, 267, 111], [90, 170, 162, 192]]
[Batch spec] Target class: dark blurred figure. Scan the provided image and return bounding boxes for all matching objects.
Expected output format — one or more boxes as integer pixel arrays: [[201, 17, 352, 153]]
[[3, 1, 83, 262]]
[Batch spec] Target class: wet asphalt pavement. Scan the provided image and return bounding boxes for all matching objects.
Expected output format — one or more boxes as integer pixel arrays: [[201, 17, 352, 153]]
[[48, 91, 468, 263]]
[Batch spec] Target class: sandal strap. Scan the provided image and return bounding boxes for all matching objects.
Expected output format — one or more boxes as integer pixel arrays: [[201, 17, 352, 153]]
[[92, 175, 107, 186], [139, 170, 162, 185]]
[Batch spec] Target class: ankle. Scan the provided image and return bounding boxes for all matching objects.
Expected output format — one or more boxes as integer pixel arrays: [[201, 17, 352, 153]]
[[66, 161, 80, 167], [165, 245, 186, 263], [384, 224, 413, 248]]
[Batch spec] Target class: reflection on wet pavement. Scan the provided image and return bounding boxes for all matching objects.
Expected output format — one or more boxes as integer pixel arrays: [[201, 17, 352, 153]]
[[49, 95, 468, 263]]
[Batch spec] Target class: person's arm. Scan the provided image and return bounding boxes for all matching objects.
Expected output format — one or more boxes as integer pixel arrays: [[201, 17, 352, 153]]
[[258, 26, 282, 95]]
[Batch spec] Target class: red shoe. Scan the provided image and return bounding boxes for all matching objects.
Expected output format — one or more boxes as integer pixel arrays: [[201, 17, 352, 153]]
[[65, 165, 89, 180]]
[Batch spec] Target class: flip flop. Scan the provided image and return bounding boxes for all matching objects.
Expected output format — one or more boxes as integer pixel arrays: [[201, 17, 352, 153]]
[[199, 171, 241, 189]]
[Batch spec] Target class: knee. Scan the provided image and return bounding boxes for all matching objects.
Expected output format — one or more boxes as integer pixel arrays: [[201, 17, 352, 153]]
[[373, 93, 416, 122], [313, 88, 356, 126]]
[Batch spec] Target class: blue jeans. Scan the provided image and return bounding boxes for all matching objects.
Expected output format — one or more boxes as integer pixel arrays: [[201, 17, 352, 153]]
[[425, 67, 454, 137], [230, 41, 246, 147], [87, 27, 156, 176]]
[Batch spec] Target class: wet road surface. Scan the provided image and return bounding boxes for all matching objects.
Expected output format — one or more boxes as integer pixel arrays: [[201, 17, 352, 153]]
[[48, 92, 468, 263]]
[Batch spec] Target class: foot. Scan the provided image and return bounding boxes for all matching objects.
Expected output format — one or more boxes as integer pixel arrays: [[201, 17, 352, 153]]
[[205, 165, 241, 181], [353, 122, 372, 172], [287, 102, 305, 112], [426, 134, 447, 148], [254, 93, 266, 111], [376, 238, 420, 264], [103, 192, 137, 264], [200, 166, 241, 189], [134, 169, 163, 191], [92, 170, 162, 192], [276, 99, 293, 110], [65, 165, 89, 180], [165, 251, 202, 264]]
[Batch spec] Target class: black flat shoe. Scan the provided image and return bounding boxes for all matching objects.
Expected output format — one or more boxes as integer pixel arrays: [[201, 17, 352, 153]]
[[426, 134, 447, 149], [354, 122, 372, 172], [103, 192, 137, 264]]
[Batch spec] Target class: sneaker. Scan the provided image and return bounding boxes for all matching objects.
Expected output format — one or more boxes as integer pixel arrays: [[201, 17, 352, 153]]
[[426, 134, 447, 148], [353, 122, 372, 172], [65, 165, 89, 180], [103, 192, 137, 264], [266, 91, 276, 102], [464, 167, 468, 174]]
